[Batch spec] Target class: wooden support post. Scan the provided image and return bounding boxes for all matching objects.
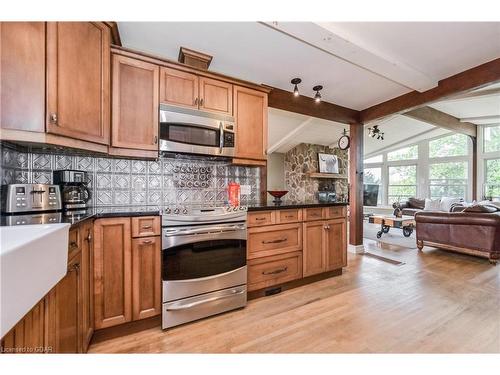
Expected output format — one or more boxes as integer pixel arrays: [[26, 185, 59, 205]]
[[349, 123, 364, 248], [471, 136, 478, 201]]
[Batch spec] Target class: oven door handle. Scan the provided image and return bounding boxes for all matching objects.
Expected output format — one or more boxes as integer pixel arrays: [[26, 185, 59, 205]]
[[164, 224, 245, 237], [165, 289, 245, 311]]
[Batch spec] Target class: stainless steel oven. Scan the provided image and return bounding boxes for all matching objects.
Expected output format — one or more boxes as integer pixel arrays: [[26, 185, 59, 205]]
[[161, 207, 247, 329], [159, 104, 235, 157]]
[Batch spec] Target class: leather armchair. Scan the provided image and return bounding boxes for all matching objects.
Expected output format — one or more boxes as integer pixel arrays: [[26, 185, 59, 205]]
[[415, 211, 500, 264]]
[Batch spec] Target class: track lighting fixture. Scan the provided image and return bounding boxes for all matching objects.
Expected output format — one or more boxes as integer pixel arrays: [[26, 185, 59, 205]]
[[368, 125, 384, 141], [291, 78, 301, 97], [313, 85, 323, 103]]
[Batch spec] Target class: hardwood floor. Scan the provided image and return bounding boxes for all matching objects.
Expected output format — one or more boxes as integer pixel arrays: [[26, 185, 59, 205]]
[[88, 240, 500, 353]]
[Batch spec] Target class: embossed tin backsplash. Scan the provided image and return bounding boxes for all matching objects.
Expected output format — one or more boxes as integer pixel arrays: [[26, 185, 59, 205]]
[[0, 143, 261, 207]]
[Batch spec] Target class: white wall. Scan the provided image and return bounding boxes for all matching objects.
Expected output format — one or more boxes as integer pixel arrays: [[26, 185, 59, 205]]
[[267, 153, 285, 190]]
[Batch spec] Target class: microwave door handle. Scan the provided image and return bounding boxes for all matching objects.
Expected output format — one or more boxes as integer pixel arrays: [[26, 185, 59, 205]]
[[219, 122, 224, 153]]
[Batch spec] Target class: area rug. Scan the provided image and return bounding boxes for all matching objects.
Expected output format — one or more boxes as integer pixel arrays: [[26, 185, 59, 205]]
[[363, 222, 418, 249]]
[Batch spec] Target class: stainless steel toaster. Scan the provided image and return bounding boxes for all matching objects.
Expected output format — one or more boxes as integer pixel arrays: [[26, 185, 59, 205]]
[[1, 184, 62, 213]]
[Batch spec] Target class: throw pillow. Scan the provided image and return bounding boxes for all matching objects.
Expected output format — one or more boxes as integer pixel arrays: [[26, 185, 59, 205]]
[[423, 198, 441, 211], [440, 197, 462, 212], [408, 197, 425, 209], [478, 200, 500, 209], [463, 204, 499, 213]]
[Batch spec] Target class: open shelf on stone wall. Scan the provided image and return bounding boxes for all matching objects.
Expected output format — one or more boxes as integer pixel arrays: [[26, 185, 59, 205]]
[[307, 172, 348, 179]]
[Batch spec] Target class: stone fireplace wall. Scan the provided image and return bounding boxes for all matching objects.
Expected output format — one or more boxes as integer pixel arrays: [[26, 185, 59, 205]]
[[284, 143, 348, 202]]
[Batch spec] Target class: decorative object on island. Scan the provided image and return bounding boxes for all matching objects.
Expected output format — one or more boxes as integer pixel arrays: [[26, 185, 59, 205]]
[[367, 125, 384, 140], [318, 191, 336, 203], [228, 182, 241, 206], [318, 153, 339, 174], [267, 190, 289, 205], [338, 128, 350, 150], [392, 200, 403, 218], [291, 78, 301, 96], [313, 85, 323, 103]]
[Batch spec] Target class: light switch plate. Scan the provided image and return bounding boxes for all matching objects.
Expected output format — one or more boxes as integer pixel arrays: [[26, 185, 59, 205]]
[[240, 185, 251, 195]]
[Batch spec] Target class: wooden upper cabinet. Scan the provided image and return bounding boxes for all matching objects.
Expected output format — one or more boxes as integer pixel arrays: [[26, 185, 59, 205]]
[[132, 236, 161, 321], [0, 22, 45, 132], [160, 67, 198, 109], [112, 54, 159, 150], [303, 221, 326, 277], [46, 22, 110, 145], [233, 86, 268, 161], [325, 219, 347, 271], [93, 218, 132, 329], [199, 77, 232, 115]]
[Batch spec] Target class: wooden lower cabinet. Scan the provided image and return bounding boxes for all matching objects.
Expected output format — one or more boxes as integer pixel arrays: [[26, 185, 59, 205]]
[[325, 219, 347, 270], [247, 251, 303, 292], [93, 216, 161, 329], [132, 237, 161, 320], [80, 220, 94, 352]]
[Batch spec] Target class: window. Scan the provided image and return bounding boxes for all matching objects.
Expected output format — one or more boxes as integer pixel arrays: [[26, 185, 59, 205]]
[[484, 125, 500, 153], [364, 155, 383, 164], [429, 162, 468, 199], [387, 145, 418, 161], [485, 158, 500, 199], [364, 167, 382, 204], [429, 133, 468, 158], [388, 165, 417, 203]]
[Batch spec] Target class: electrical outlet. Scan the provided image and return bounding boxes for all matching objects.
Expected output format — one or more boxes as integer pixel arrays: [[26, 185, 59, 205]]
[[240, 185, 251, 195]]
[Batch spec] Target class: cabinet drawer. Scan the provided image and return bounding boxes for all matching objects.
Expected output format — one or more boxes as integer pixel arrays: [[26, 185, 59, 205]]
[[324, 206, 346, 219], [248, 251, 303, 291], [304, 208, 323, 221], [68, 227, 81, 258], [247, 211, 275, 227], [131, 216, 160, 237], [276, 209, 302, 224], [248, 223, 302, 259]]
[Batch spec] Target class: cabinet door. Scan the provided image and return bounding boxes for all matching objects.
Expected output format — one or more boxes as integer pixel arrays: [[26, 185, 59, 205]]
[[47, 253, 82, 353], [93, 218, 132, 329], [112, 54, 159, 150], [199, 77, 232, 115], [0, 22, 45, 132], [233, 86, 268, 161], [132, 236, 161, 321], [303, 221, 326, 277], [325, 219, 347, 271], [46, 22, 110, 145], [80, 221, 94, 352], [0, 298, 47, 353], [159, 67, 198, 109]]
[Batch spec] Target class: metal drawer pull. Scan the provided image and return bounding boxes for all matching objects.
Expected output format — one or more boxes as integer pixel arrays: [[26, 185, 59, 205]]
[[141, 240, 153, 244], [141, 225, 152, 229], [262, 267, 288, 275], [166, 289, 245, 311], [285, 215, 295, 219], [262, 237, 287, 244], [69, 241, 78, 249], [255, 217, 267, 221]]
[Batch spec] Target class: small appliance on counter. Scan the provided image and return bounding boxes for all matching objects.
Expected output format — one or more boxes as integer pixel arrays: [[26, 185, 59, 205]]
[[1, 183, 62, 214], [53, 170, 91, 211], [318, 191, 337, 203]]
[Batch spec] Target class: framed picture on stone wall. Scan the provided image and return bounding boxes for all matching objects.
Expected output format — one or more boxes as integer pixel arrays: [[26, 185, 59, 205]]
[[318, 153, 339, 174]]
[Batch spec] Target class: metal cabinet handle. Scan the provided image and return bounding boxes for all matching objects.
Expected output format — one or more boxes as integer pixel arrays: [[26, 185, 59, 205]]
[[141, 225, 152, 229], [194, 98, 199, 106], [285, 215, 294, 219], [262, 237, 287, 244], [153, 135, 158, 145], [324, 225, 331, 230], [255, 217, 267, 221], [199, 98, 204, 106], [69, 263, 80, 273], [141, 239, 153, 245], [50, 113, 58, 124], [262, 267, 288, 275], [69, 241, 78, 249], [85, 230, 92, 242]]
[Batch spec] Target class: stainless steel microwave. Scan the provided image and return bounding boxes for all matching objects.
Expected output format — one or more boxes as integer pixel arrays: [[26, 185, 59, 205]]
[[159, 104, 235, 157]]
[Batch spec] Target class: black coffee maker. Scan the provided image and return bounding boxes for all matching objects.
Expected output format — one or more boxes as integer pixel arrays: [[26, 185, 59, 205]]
[[53, 170, 91, 210]]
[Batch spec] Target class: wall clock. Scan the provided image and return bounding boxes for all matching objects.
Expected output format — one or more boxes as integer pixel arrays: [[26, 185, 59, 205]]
[[338, 133, 350, 150]]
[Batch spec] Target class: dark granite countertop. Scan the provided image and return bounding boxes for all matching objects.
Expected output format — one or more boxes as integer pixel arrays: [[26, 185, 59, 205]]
[[247, 201, 349, 212]]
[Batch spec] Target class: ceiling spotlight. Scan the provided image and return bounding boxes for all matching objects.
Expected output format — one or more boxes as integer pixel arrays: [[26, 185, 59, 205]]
[[291, 78, 301, 97], [313, 85, 323, 103], [368, 125, 384, 141]]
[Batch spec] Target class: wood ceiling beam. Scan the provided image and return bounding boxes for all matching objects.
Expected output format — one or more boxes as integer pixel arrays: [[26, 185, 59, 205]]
[[404, 106, 477, 138], [360, 57, 500, 124], [266, 86, 360, 125]]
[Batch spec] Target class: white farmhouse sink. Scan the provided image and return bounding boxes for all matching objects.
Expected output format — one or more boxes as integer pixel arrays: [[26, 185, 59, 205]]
[[1, 223, 70, 338]]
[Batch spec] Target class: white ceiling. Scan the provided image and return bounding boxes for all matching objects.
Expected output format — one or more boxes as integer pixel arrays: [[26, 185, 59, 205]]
[[268, 108, 345, 153], [117, 22, 500, 111]]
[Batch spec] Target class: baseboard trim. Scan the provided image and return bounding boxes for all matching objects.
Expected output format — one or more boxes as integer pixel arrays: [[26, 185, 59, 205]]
[[348, 244, 365, 254]]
